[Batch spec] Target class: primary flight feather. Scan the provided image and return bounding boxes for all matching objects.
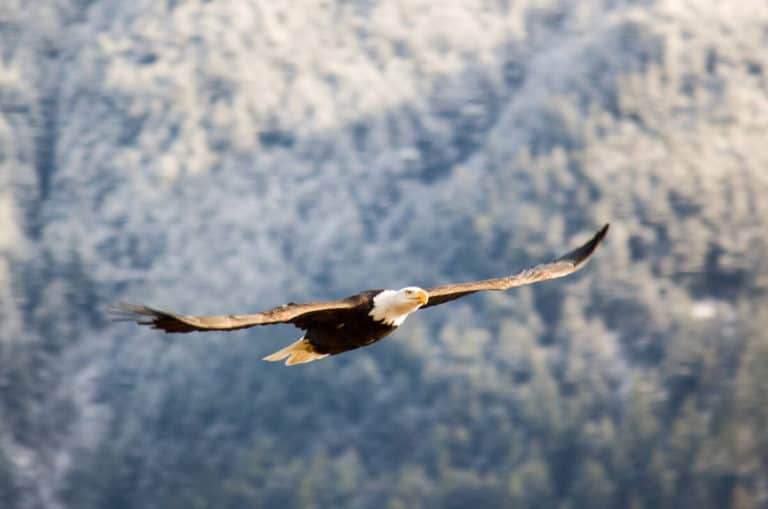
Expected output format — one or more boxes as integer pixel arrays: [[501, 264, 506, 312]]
[[113, 223, 609, 366]]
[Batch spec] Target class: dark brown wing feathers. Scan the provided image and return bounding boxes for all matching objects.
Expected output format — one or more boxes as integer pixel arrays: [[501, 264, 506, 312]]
[[421, 223, 609, 308], [110, 299, 361, 334], [113, 224, 608, 332]]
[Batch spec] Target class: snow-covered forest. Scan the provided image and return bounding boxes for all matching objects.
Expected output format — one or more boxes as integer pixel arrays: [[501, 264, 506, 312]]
[[1, 0, 767, 507]]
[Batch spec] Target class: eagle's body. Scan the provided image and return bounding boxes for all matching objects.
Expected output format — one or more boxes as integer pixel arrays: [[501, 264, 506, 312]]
[[300, 290, 395, 354], [114, 224, 609, 366], [264, 288, 424, 364]]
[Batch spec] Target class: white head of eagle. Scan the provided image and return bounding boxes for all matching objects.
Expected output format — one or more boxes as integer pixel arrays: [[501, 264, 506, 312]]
[[369, 286, 429, 326]]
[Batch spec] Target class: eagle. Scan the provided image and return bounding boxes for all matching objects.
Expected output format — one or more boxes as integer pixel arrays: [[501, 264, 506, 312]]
[[113, 224, 609, 366]]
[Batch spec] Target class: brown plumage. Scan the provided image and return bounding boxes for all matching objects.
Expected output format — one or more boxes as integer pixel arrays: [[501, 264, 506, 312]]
[[422, 222, 609, 307], [112, 223, 609, 365]]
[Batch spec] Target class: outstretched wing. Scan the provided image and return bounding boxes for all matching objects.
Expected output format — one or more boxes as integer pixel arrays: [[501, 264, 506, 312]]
[[421, 223, 609, 308], [111, 299, 360, 333]]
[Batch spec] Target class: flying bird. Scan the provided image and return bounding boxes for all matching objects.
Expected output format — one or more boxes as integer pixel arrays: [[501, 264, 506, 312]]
[[113, 224, 609, 366]]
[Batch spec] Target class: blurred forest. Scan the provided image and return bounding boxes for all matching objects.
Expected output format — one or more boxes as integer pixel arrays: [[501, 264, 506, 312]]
[[1, 0, 768, 508]]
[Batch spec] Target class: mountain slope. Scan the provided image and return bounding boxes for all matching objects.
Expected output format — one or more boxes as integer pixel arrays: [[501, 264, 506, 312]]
[[2, 1, 767, 507]]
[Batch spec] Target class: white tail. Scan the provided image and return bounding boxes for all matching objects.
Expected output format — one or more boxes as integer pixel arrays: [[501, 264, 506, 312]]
[[262, 338, 329, 366]]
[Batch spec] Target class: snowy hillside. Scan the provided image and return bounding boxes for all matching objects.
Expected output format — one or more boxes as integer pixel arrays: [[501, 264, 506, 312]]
[[2, 1, 768, 507]]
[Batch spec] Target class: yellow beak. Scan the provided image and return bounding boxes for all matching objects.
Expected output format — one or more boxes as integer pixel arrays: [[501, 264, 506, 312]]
[[416, 289, 429, 305]]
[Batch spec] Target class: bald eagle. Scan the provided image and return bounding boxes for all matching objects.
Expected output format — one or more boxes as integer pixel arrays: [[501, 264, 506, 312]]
[[114, 224, 608, 366]]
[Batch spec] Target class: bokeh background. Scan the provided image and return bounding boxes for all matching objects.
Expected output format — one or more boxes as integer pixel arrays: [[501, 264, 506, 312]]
[[2, 1, 768, 507]]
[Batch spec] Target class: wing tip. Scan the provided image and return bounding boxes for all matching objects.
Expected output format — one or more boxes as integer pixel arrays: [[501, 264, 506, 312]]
[[109, 302, 197, 333], [556, 222, 610, 266], [593, 223, 610, 249]]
